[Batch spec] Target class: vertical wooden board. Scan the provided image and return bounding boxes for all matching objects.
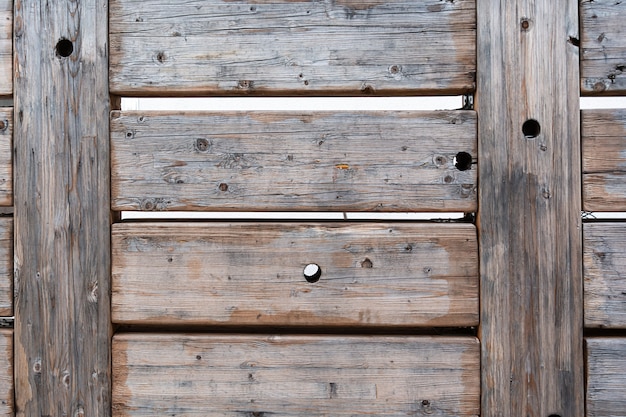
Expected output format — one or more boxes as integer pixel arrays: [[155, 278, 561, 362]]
[[0, 108, 12, 206], [585, 338, 626, 416], [580, 0, 626, 94], [477, 0, 583, 416], [0, 217, 11, 316], [113, 334, 480, 416], [0, 330, 12, 417], [582, 109, 626, 211], [584, 223, 626, 328], [112, 222, 479, 327], [13, 0, 111, 416], [111, 111, 477, 212], [0, 0, 11, 96], [109, 0, 476, 96]]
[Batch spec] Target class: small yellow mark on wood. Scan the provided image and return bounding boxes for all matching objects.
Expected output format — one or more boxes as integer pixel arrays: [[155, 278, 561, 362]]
[[335, 164, 350, 170]]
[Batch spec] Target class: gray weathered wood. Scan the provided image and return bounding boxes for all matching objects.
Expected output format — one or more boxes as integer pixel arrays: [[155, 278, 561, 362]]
[[0, 218, 11, 316], [109, 0, 476, 96], [112, 111, 477, 212], [112, 222, 478, 327], [0, 1, 11, 96], [13, 0, 111, 416], [585, 338, 626, 416], [582, 109, 626, 211], [581, 0, 626, 94], [0, 330, 12, 416], [113, 334, 480, 416], [584, 223, 626, 328], [477, 0, 584, 415], [0, 108, 12, 206]]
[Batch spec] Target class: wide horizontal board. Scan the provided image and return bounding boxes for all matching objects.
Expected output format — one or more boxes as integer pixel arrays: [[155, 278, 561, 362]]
[[585, 338, 626, 416], [582, 109, 626, 211], [113, 334, 480, 416], [0, 330, 12, 417], [111, 111, 477, 212], [0, 217, 11, 316], [0, 1, 11, 96], [0, 108, 12, 206], [109, 0, 476, 95], [581, 0, 626, 94], [584, 223, 626, 328], [112, 222, 478, 327]]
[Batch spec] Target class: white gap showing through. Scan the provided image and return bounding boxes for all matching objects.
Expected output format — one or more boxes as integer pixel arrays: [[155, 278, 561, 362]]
[[120, 211, 467, 221]]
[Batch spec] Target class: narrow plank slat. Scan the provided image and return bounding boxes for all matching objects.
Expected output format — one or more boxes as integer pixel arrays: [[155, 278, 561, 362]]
[[0, 218, 12, 316], [0, 330, 12, 416], [112, 111, 477, 212], [0, 0, 11, 96], [109, 0, 476, 96], [581, 0, 626, 94], [582, 109, 626, 211], [584, 223, 626, 328], [113, 334, 480, 416], [0, 108, 12, 206], [585, 338, 626, 416], [112, 222, 478, 327]]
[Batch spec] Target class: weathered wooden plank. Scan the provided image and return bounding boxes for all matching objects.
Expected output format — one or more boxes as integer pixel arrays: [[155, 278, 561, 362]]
[[477, 0, 583, 416], [0, 217, 12, 317], [0, 1, 11, 96], [112, 222, 478, 327], [581, 0, 626, 94], [585, 338, 626, 416], [112, 111, 477, 212], [109, 0, 476, 96], [0, 108, 12, 206], [113, 334, 480, 416], [0, 330, 12, 417], [584, 223, 626, 328], [582, 109, 626, 211], [13, 0, 111, 416]]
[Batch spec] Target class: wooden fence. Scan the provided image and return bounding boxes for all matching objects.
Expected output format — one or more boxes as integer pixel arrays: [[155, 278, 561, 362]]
[[0, 0, 625, 416]]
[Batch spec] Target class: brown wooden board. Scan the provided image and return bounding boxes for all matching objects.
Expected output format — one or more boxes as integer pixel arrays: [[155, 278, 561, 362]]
[[581, 0, 626, 94], [0, 217, 11, 317], [109, 0, 476, 96], [585, 338, 626, 416], [0, 108, 12, 206], [113, 334, 480, 416], [0, 330, 12, 416], [112, 222, 478, 327], [111, 111, 477, 212], [0, 1, 11, 96], [582, 109, 626, 211], [584, 223, 626, 328]]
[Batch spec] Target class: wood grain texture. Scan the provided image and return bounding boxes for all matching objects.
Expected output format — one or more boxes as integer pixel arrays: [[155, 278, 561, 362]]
[[112, 111, 477, 212], [584, 223, 626, 328], [0, 108, 12, 206], [113, 334, 480, 416], [585, 338, 626, 416], [0, 330, 13, 417], [582, 109, 626, 211], [13, 0, 111, 416], [476, 0, 583, 415], [581, 0, 626, 94], [0, 218, 12, 316], [109, 0, 476, 96], [112, 222, 478, 327], [0, 1, 11, 96]]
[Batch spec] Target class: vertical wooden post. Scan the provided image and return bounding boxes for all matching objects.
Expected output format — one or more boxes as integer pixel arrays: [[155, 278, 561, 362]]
[[13, 0, 111, 415], [477, 1, 583, 416]]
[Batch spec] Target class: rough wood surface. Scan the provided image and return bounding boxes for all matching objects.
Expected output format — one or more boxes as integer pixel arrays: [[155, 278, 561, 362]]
[[109, 0, 476, 96], [0, 108, 12, 206], [585, 338, 626, 416], [0, 1, 11, 96], [0, 330, 12, 416], [13, 0, 111, 416], [0, 218, 12, 316], [112, 222, 478, 327], [113, 334, 480, 416], [581, 0, 626, 94], [477, 0, 583, 416], [582, 109, 626, 211], [112, 111, 477, 212], [584, 223, 626, 328]]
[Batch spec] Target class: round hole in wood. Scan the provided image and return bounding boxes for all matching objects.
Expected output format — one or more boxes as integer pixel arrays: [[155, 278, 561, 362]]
[[454, 151, 472, 171], [56, 39, 73, 57], [522, 119, 541, 138], [303, 263, 321, 283]]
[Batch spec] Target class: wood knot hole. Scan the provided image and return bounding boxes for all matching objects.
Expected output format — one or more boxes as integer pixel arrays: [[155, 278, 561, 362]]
[[303, 263, 321, 283], [454, 152, 472, 171], [522, 119, 541, 138], [56, 38, 73, 57], [361, 258, 373, 268]]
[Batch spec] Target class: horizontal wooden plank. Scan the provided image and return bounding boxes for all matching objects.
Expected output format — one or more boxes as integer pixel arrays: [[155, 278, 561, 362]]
[[109, 0, 476, 96], [0, 1, 11, 96], [584, 223, 626, 328], [581, 0, 626, 94], [0, 330, 12, 417], [585, 338, 626, 416], [112, 111, 477, 212], [113, 334, 480, 416], [0, 108, 12, 206], [112, 222, 478, 327]]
